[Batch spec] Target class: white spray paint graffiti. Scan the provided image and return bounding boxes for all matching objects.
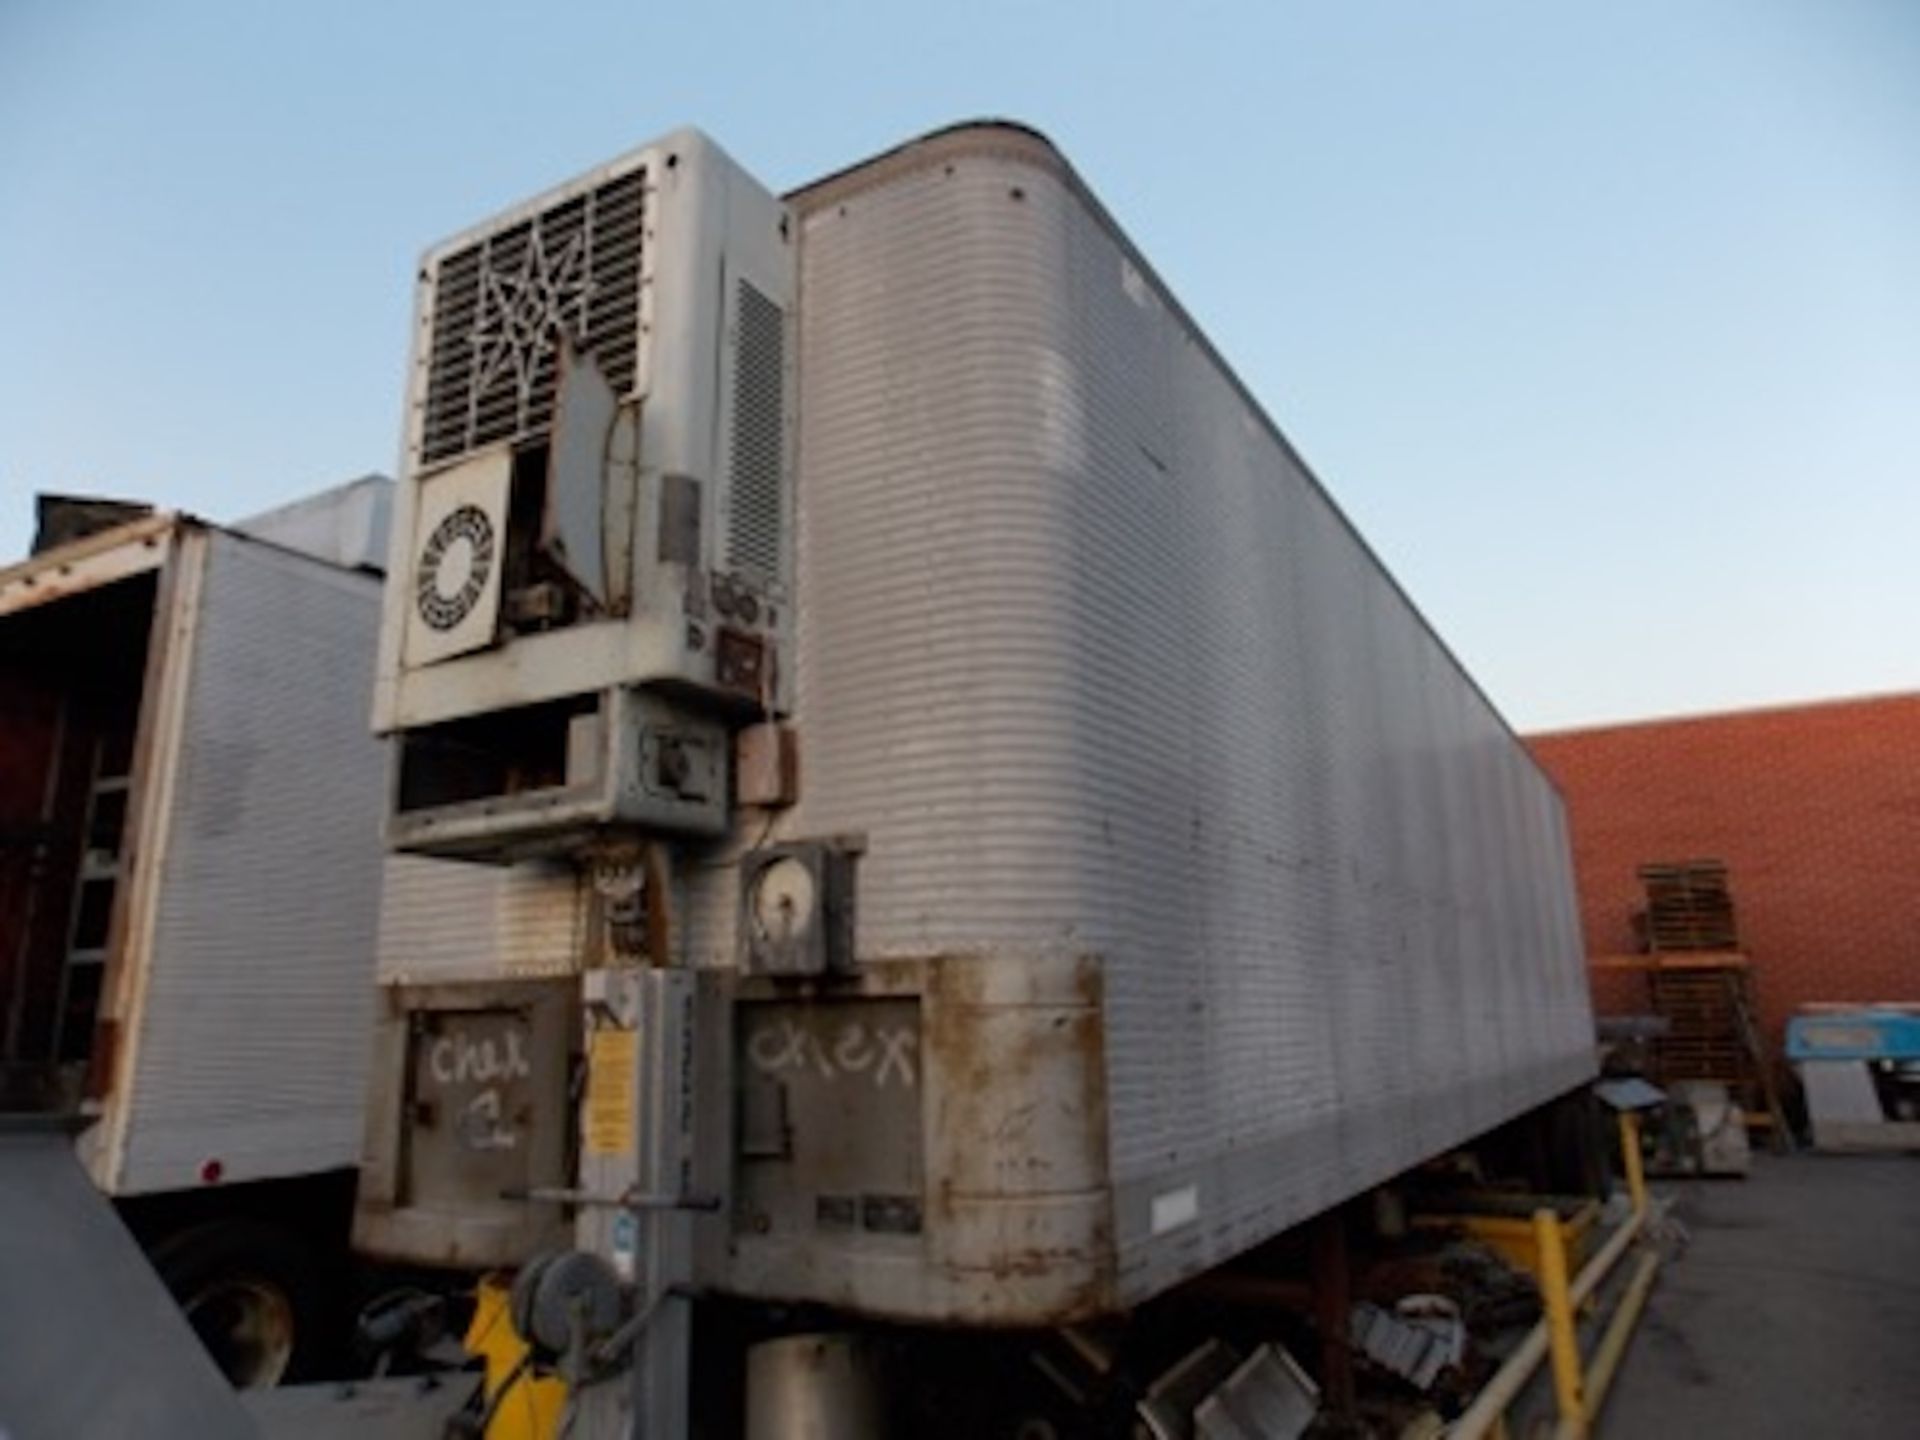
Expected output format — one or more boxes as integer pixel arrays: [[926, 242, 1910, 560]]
[[428, 1025, 532, 1152], [747, 1019, 918, 1089], [457, 1088, 518, 1151], [429, 1028, 530, 1086]]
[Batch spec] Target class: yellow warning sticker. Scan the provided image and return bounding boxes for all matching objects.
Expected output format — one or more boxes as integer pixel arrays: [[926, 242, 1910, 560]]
[[585, 1027, 638, 1156]]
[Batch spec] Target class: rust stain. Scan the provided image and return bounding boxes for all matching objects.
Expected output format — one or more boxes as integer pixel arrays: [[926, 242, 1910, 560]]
[[642, 839, 673, 966], [917, 952, 1119, 1320], [726, 952, 1122, 1324]]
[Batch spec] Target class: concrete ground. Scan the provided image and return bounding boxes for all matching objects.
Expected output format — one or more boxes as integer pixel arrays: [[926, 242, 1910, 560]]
[[1601, 1151, 1920, 1438]]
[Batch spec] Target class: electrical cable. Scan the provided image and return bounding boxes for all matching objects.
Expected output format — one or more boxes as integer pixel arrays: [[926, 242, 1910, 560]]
[[472, 1349, 537, 1436]]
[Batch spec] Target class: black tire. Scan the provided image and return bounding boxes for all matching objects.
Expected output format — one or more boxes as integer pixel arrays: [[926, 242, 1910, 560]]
[[147, 1218, 336, 1388]]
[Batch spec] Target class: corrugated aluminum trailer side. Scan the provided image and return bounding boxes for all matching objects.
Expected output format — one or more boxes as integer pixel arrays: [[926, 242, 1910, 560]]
[[675, 124, 1593, 1322], [89, 524, 386, 1193]]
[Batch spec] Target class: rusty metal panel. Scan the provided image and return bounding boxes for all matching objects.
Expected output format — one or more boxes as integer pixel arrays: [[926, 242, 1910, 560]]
[[733, 996, 925, 1241], [354, 977, 574, 1268], [684, 125, 1591, 1322], [716, 952, 1114, 1326], [405, 1005, 545, 1198], [358, 839, 585, 1266]]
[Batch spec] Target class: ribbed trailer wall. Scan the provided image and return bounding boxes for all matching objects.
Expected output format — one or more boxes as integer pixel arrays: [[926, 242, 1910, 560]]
[[686, 126, 1592, 1321], [374, 856, 585, 986], [107, 531, 386, 1193]]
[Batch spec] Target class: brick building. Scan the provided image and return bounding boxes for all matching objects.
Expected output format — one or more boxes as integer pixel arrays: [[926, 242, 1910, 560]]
[[1528, 692, 1920, 1045]]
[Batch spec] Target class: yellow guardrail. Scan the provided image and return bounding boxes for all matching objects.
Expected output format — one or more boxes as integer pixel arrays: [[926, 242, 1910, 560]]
[[1448, 1112, 1660, 1440]]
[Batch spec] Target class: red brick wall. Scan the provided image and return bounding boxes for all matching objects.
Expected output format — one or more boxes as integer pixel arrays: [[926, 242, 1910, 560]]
[[1528, 693, 1920, 1044]]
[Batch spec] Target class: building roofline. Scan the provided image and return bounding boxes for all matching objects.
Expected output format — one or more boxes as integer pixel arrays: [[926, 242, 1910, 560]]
[[1527, 687, 1920, 742]]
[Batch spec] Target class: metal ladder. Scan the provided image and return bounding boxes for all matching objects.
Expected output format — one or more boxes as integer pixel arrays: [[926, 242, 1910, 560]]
[[53, 739, 129, 1063]]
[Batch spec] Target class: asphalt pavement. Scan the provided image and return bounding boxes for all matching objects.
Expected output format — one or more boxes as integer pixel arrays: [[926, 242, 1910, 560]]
[[1602, 1151, 1920, 1438]]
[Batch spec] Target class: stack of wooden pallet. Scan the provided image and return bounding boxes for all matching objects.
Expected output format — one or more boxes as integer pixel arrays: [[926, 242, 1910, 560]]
[[1635, 859, 1740, 952], [1631, 860, 1788, 1143], [1644, 963, 1751, 1083]]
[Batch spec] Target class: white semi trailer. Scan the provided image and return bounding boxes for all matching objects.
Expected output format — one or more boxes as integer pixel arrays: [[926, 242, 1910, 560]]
[[357, 122, 1595, 1435], [0, 477, 393, 1388]]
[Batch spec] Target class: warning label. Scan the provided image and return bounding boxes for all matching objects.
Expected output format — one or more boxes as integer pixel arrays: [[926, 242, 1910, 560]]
[[585, 1026, 638, 1157]]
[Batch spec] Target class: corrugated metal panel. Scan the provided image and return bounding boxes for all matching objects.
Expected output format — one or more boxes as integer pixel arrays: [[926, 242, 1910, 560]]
[[234, 474, 394, 574], [374, 854, 586, 984], [696, 130, 1592, 1308], [116, 533, 386, 1193]]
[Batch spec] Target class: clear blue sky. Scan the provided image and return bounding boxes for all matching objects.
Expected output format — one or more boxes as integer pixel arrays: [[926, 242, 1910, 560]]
[[2, 1, 1915, 731]]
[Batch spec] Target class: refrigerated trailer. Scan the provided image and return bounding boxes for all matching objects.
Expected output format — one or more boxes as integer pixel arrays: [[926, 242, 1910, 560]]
[[719, 122, 1595, 1323], [357, 121, 1596, 1429], [0, 476, 391, 1387]]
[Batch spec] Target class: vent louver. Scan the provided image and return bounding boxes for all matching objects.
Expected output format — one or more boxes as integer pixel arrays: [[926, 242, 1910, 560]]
[[419, 169, 645, 468], [727, 280, 786, 583]]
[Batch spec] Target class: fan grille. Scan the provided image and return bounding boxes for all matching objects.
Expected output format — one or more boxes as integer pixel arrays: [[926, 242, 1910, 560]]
[[727, 280, 786, 583], [418, 168, 645, 468]]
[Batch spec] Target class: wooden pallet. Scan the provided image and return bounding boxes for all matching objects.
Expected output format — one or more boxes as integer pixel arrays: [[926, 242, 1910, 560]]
[[1635, 859, 1740, 953], [1645, 962, 1788, 1146], [1626, 860, 1788, 1148]]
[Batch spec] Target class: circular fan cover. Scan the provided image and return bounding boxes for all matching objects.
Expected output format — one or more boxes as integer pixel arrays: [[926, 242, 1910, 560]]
[[415, 504, 495, 631]]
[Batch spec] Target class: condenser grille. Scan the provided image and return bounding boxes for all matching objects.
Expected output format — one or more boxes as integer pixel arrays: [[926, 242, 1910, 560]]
[[418, 168, 645, 468], [727, 280, 786, 582]]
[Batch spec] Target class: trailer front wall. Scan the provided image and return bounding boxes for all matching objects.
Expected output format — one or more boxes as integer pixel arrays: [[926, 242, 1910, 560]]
[[106, 533, 387, 1193], [374, 855, 587, 986], [689, 127, 1591, 1315]]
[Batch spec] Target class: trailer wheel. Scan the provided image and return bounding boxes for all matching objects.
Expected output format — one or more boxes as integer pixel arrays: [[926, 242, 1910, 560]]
[[148, 1219, 331, 1388]]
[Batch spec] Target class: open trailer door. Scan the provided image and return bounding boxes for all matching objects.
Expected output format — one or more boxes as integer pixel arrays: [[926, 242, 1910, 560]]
[[0, 516, 171, 1114]]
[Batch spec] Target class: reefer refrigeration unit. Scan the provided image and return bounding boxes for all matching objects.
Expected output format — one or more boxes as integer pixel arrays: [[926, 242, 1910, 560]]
[[372, 129, 793, 861], [364, 123, 1595, 1328]]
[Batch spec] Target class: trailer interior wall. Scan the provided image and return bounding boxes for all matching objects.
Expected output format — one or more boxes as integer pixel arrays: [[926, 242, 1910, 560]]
[[0, 567, 157, 1103], [681, 125, 1593, 1319]]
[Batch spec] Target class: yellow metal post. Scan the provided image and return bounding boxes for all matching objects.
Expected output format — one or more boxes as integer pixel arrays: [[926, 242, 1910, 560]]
[[1533, 1207, 1586, 1438], [1619, 1110, 1647, 1218], [1452, 1189, 1654, 1440], [1583, 1249, 1661, 1424]]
